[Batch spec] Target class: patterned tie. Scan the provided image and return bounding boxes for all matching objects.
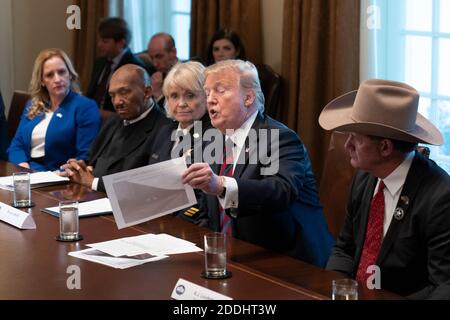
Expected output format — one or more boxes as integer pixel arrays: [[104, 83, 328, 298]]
[[94, 60, 113, 108], [218, 138, 234, 235], [356, 180, 385, 284]]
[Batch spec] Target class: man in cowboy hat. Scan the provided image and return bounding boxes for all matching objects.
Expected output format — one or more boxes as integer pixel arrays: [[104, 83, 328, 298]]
[[319, 79, 450, 299]]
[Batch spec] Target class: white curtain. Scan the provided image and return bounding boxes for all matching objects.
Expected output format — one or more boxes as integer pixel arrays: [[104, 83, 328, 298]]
[[124, 0, 169, 53]]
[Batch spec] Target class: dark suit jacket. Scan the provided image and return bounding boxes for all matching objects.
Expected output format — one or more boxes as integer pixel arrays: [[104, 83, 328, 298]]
[[148, 113, 212, 226], [89, 105, 170, 192], [326, 152, 450, 298], [202, 113, 334, 267], [87, 48, 145, 112]]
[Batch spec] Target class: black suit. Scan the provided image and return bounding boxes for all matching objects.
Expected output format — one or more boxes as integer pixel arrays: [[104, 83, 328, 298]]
[[327, 152, 450, 298], [89, 105, 170, 192], [148, 113, 212, 226], [87, 48, 146, 112], [202, 113, 334, 267]]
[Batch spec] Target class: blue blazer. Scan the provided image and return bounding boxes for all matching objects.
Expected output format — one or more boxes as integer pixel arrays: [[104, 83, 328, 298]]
[[8, 91, 100, 171]]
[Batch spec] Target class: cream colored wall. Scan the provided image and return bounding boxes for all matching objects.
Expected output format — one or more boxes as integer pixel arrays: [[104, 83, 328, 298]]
[[261, 0, 284, 74], [0, 0, 73, 112], [12, 0, 74, 91]]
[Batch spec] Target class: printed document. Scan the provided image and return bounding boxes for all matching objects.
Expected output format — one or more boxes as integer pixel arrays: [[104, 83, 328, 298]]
[[103, 157, 197, 229]]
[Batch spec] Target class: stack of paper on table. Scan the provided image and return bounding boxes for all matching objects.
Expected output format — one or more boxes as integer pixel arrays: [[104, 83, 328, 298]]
[[42, 198, 112, 218], [69, 233, 203, 269], [0, 171, 69, 191]]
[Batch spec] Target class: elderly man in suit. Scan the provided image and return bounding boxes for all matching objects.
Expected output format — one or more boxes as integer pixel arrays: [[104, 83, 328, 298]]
[[87, 17, 146, 112], [61, 64, 170, 192], [319, 79, 450, 299], [182, 59, 334, 267]]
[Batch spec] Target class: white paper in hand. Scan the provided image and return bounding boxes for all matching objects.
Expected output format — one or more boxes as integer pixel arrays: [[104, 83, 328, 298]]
[[103, 158, 197, 229]]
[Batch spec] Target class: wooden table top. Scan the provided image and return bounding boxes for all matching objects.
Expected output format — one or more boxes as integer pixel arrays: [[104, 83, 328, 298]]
[[0, 161, 401, 300]]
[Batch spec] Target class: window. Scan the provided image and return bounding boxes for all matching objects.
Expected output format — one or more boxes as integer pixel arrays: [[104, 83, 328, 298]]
[[361, 0, 450, 173], [123, 0, 191, 60]]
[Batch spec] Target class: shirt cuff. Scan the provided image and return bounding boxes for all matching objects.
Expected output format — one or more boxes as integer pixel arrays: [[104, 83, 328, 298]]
[[91, 177, 99, 191], [217, 176, 238, 209]]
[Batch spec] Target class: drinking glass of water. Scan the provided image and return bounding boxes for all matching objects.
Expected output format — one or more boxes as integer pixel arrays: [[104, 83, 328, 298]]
[[57, 200, 81, 241], [12, 172, 32, 208], [332, 278, 358, 300], [202, 232, 231, 279]]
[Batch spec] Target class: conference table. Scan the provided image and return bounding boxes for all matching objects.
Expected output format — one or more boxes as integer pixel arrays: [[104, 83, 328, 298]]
[[0, 161, 401, 300]]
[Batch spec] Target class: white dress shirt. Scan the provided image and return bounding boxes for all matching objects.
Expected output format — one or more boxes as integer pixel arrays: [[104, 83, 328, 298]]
[[375, 151, 414, 236], [30, 111, 54, 158], [218, 110, 258, 210]]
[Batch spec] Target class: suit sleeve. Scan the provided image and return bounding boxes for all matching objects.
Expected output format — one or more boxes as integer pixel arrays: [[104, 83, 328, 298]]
[[74, 98, 101, 161], [234, 128, 309, 216], [326, 173, 361, 276], [7, 102, 32, 164], [409, 180, 450, 299]]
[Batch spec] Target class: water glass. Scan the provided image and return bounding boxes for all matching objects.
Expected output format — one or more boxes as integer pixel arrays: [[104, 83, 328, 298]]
[[59, 201, 79, 241], [13, 172, 32, 207]]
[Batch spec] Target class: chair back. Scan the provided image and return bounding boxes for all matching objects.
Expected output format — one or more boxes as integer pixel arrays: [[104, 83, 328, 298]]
[[8, 90, 30, 140], [256, 64, 282, 120], [319, 132, 355, 239]]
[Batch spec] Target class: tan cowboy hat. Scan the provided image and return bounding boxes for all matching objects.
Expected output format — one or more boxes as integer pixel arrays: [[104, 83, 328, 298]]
[[318, 79, 443, 145]]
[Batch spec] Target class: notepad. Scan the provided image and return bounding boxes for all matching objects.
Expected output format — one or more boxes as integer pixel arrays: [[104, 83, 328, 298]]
[[41, 198, 112, 218], [0, 171, 69, 191]]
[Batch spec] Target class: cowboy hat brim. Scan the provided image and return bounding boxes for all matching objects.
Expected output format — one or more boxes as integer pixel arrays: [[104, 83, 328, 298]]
[[319, 90, 443, 145]]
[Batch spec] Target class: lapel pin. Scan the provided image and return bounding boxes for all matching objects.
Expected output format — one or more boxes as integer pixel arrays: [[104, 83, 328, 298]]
[[394, 207, 405, 221], [56, 113, 62, 118], [400, 195, 409, 206], [193, 133, 200, 139], [151, 154, 159, 159]]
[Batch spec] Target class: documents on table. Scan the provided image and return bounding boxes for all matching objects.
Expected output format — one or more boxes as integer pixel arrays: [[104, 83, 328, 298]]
[[68, 233, 202, 269], [0, 171, 69, 191], [103, 157, 197, 229], [41, 198, 112, 218], [68, 249, 168, 269]]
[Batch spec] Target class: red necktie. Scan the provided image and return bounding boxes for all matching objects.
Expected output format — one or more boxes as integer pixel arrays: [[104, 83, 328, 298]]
[[219, 139, 234, 235], [356, 180, 385, 284]]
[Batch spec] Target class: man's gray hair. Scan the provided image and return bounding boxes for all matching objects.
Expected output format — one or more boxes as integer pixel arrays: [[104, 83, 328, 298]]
[[205, 59, 265, 112]]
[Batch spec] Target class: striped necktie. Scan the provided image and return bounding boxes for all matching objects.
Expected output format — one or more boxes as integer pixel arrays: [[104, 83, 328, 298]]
[[219, 138, 234, 235]]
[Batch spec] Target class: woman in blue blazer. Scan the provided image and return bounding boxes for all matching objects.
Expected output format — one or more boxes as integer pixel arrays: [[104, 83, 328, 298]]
[[8, 48, 100, 171]]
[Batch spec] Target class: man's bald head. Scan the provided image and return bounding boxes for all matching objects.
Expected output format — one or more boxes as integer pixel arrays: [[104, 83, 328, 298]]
[[147, 33, 177, 74], [111, 64, 151, 87], [108, 64, 153, 120]]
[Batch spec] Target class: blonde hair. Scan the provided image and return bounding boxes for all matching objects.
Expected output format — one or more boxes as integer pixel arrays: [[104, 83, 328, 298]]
[[27, 48, 80, 119], [162, 61, 206, 119], [204, 59, 265, 112]]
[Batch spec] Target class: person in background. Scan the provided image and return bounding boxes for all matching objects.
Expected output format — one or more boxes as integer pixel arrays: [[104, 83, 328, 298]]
[[182, 60, 334, 267], [147, 32, 179, 106], [60, 64, 170, 192], [8, 48, 100, 171], [148, 61, 212, 226], [205, 28, 247, 66], [319, 79, 450, 299], [87, 17, 145, 112]]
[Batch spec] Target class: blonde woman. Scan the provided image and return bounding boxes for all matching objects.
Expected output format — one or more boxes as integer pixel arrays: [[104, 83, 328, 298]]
[[8, 48, 100, 171], [149, 61, 212, 226]]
